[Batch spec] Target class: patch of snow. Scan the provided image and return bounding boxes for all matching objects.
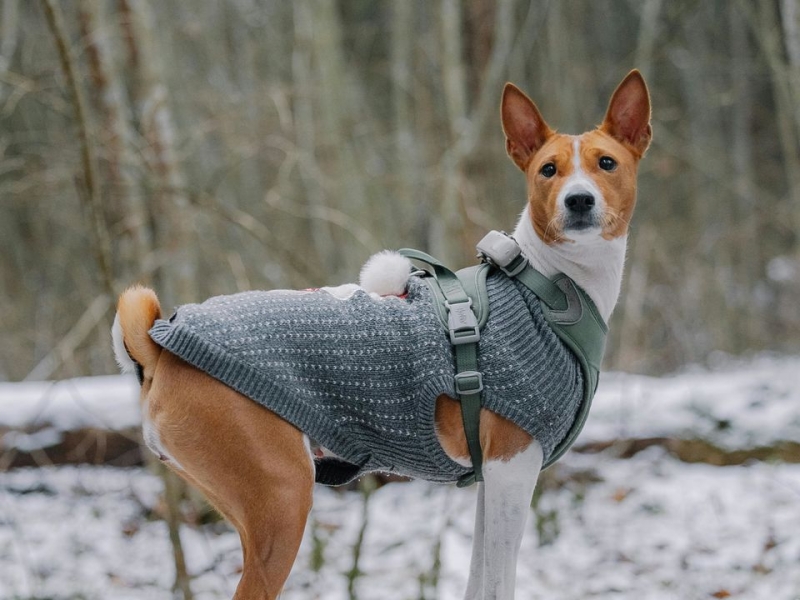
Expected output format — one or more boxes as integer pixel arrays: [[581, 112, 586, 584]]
[[585, 356, 800, 449], [0, 375, 140, 432], [1, 453, 799, 599], [2, 358, 799, 598], [767, 256, 797, 283], [2, 427, 62, 452]]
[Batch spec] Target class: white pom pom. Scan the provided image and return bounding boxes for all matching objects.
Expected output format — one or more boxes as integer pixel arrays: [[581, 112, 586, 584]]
[[359, 250, 413, 296]]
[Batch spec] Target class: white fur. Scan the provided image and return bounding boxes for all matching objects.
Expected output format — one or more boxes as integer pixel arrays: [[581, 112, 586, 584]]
[[359, 250, 412, 296], [113, 311, 185, 469], [142, 400, 184, 470], [111, 313, 136, 375], [513, 205, 627, 321], [465, 440, 544, 599]]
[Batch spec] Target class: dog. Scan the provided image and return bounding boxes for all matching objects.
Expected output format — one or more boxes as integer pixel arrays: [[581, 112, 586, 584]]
[[112, 70, 651, 599]]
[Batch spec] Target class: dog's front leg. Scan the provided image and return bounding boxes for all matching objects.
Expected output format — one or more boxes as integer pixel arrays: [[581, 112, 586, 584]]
[[464, 481, 486, 599], [467, 439, 544, 600]]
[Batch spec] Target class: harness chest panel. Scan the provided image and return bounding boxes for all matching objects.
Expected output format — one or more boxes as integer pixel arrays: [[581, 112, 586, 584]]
[[148, 273, 584, 485]]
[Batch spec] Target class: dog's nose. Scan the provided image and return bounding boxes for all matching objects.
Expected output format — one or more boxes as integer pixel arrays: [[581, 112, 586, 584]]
[[565, 193, 595, 213]]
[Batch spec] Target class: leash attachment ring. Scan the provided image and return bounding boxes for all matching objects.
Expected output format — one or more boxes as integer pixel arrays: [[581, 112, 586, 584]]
[[476, 230, 528, 277]]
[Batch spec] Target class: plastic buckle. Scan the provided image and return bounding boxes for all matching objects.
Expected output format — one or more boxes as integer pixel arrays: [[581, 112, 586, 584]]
[[476, 230, 528, 277], [446, 299, 480, 345], [454, 370, 484, 395]]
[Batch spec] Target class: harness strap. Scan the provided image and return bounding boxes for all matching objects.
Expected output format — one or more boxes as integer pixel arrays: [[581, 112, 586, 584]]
[[476, 230, 567, 311], [477, 230, 608, 468], [452, 342, 483, 487], [401, 231, 609, 483], [399, 248, 485, 486]]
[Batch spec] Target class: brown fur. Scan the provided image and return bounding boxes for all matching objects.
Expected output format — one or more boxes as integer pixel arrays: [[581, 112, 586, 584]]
[[116, 286, 162, 382]]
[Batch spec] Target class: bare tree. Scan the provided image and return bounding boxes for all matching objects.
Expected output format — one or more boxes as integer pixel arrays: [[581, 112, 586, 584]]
[[119, 0, 195, 307], [79, 0, 150, 284], [4, 0, 800, 384]]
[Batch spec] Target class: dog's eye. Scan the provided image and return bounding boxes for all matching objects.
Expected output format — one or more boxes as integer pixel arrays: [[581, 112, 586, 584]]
[[540, 162, 557, 178], [599, 156, 617, 171]]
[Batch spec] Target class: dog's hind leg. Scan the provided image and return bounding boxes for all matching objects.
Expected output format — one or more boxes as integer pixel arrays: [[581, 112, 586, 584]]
[[147, 351, 314, 600]]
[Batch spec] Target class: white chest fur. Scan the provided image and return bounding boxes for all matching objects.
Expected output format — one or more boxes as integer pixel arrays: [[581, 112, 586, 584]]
[[512, 207, 627, 322]]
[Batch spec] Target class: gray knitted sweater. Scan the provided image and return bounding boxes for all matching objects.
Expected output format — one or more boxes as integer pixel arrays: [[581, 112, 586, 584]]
[[148, 272, 583, 484]]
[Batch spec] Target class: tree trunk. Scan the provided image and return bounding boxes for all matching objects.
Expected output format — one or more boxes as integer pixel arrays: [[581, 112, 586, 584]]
[[432, 0, 516, 264], [292, 0, 336, 274], [79, 0, 150, 284], [433, 0, 468, 262], [391, 0, 418, 242], [116, 3, 195, 597], [119, 0, 195, 308], [41, 0, 115, 298]]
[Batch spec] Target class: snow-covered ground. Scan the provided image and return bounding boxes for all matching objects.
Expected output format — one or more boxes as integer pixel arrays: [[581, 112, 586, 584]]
[[1, 357, 799, 599], [2, 453, 799, 599]]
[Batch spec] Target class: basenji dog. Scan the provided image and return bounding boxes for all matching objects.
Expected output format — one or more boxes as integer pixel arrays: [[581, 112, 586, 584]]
[[112, 70, 651, 599]]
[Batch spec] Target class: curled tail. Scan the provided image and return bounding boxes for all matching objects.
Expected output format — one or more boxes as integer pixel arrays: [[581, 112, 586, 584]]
[[112, 285, 163, 383]]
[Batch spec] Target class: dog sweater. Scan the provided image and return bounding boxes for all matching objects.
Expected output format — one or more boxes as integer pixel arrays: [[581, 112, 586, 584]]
[[148, 273, 584, 484]]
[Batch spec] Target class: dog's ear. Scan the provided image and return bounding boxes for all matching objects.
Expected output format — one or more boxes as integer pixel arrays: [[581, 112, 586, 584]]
[[601, 70, 652, 157], [501, 83, 553, 171]]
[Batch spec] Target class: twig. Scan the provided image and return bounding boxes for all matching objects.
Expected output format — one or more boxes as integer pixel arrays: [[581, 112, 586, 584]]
[[346, 476, 377, 600], [308, 511, 326, 573], [264, 189, 381, 254], [23, 294, 111, 381], [186, 187, 316, 286], [456, 0, 516, 158]]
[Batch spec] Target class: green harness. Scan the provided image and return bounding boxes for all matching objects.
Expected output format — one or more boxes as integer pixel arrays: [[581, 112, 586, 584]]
[[400, 231, 608, 487]]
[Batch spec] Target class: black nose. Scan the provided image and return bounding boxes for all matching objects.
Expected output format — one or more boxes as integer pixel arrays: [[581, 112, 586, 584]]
[[565, 193, 595, 213]]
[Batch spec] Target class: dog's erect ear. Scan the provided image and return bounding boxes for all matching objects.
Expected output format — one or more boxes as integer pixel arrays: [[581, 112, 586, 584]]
[[501, 83, 553, 171], [601, 70, 652, 157]]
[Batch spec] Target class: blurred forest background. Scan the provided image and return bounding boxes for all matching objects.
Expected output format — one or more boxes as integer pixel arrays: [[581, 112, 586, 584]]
[[1, 0, 800, 382]]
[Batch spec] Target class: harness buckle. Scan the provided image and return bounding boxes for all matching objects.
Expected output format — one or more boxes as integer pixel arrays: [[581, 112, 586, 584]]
[[476, 230, 528, 277], [454, 370, 484, 395], [446, 299, 480, 345]]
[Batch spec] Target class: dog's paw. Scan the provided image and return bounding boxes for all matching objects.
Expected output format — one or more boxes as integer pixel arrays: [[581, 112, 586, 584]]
[[359, 250, 412, 296]]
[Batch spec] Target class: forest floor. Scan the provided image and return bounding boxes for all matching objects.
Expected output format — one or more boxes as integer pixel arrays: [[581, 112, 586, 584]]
[[1, 356, 799, 600]]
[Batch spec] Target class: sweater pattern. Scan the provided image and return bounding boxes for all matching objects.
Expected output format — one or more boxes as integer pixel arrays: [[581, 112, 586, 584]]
[[148, 273, 583, 484]]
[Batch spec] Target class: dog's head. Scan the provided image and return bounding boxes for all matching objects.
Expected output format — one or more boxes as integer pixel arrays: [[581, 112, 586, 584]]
[[501, 71, 652, 246]]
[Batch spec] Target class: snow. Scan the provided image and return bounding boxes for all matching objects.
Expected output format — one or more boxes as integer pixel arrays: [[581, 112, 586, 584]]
[[1, 453, 799, 599], [584, 356, 800, 449], [3, 357, 799, 451], [0, 375, 140, 432], [1, 356, 799, 598]]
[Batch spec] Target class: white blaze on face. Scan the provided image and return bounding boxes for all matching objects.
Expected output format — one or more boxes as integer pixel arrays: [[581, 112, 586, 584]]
[[555, 138, 605, 223]]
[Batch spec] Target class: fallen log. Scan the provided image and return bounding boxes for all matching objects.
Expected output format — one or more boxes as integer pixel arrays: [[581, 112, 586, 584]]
[[573, 437, 800, 465]]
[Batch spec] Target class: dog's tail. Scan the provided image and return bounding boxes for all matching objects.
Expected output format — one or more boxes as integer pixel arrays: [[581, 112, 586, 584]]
[[112, 285, 163, 383]]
